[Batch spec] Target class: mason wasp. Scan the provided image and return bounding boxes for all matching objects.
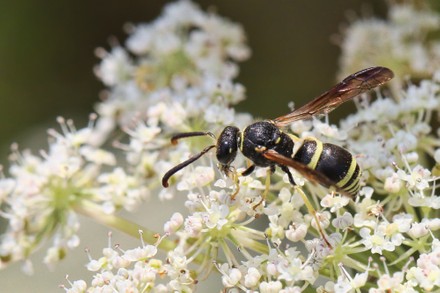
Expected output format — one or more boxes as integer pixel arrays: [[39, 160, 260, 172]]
[[161, 66, 393, 247], [162, 66, 394, 197]]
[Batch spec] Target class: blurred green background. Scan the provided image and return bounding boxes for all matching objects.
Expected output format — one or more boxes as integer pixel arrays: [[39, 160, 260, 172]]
[[0, 0, 393, 291], [0, 1, 389, 163]]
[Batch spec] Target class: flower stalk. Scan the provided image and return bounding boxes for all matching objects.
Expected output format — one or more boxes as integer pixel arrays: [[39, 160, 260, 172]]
[[73, 200, 176, 253]]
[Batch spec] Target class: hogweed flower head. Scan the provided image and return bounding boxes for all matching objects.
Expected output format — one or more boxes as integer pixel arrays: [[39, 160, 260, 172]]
[[0, 116, 120, 271], [5, 0, 440, 292], [60, 232, 194, 292], [0, 0, 251, 278], [92, 0, 250, 145], [338, 1, 440, 82]]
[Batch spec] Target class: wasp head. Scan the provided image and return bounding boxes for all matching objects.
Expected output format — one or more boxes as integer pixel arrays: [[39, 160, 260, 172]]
[[216, 126, 240, 171]]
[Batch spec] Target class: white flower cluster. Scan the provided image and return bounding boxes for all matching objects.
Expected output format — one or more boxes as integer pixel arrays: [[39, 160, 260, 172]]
[[341, 72, 440, 200], [5, 0, 440, 292], [0, 3, 253, 292], [217, 246, 318, 292], [93, 0, 250, 144], [93, 0, 253, 203], [146, 1, 440, 291], [339, 3, 440, 81], [0, 0, 251, 276], [269, 60, 440, 292], [61, 233, 195, 293], [0, 117, 149, 272], [328, 239, 440, 292]]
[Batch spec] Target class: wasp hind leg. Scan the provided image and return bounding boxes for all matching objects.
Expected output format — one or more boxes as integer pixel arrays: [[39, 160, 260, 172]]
[[280, 165, 332, 248], [295, 186, 333, 248], [280, 165, 296, 186]]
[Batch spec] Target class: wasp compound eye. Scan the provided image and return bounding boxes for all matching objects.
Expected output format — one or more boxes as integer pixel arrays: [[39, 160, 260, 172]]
[[216, 126, 240, 166]]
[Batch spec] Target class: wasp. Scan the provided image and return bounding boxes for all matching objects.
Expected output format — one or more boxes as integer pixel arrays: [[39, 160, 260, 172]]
[[162, 66, 394, 197]]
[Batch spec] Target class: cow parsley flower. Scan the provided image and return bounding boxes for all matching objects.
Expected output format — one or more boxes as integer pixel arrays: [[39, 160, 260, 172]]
[[53, 0, 440, 289], [338, 2, 440, 81], [92, 0, 250, 145], [62, 232, 195, 292], [0, 118, 117, 271], [5, 0, 440, 292]]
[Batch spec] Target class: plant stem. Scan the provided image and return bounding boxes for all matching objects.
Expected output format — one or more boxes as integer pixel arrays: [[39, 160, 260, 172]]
[[74, 200, 176, 252]]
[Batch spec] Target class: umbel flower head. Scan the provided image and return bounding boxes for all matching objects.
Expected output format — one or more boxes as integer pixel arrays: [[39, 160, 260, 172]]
[[338, 2, 440, 81], [0, 0, 250, 274], [0, 114, 167, 272], [92, 0, 250, 145], [3, 0, 440, 292]]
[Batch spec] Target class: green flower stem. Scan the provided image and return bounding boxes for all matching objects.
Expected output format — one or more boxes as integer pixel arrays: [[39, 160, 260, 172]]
[[340, 255, 369, 272], [74, 200, 176, 253], [402, 197, 419, 223], [231, 226, 269, 255], [389, 246, 417, 267], [229, 230, 269, 255]]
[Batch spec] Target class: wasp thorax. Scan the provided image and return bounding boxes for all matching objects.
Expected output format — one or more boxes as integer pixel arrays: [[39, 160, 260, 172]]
[[241, 121, 294, 167], [216, 126, 240, 167]]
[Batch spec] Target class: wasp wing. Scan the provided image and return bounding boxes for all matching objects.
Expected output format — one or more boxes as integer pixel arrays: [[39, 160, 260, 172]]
[[272, 66, 394, 127], [263, 149, 352, 197]]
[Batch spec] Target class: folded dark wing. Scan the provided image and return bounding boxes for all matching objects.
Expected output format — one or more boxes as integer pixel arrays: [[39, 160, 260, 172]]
[[272, 66, 394, 127]]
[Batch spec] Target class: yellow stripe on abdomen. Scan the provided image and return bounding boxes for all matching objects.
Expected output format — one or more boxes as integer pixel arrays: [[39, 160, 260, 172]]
[[306, 138, 323, 170]]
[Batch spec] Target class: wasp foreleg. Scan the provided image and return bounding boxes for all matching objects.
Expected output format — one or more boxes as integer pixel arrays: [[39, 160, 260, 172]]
[[241, 164, 256, 176]]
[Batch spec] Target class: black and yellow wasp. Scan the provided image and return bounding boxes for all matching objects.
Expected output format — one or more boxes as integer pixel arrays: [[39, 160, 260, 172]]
[[162, 66, 394, 197]]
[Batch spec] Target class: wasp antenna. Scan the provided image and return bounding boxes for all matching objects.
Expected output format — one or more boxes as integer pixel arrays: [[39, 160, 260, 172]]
[[162, 144, 216, 187], [170, 131, 216, 145]]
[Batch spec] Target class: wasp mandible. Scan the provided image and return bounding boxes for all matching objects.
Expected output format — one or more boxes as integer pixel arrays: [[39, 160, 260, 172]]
[[162, 66, 394, 196]]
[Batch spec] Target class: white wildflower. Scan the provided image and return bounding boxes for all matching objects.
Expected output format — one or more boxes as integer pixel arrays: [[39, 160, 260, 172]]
[[332, 212, 354, 230], [164, 212, 184, 234]]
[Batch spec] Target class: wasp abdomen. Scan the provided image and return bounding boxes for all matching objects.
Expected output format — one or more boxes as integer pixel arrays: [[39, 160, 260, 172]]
[[293, 138, 318, 166], [294, 138, 361, 195]]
